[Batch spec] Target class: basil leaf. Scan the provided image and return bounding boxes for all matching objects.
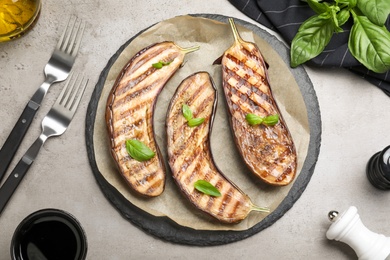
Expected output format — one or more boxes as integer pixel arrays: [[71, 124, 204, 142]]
[[152, 60, 172, 69], [194, 180, 221, 197], [182, 104, 193, 121], [349, 13, 390, 73], [337, 0, 356, 8], [307, 0, 329, 14], [245, 113, 263, 125], [337, 8, 351, 27], [246, 114, 279, 126], [188, 118, 205, 127], [290, 14, 334, 67], [263, 115, 280, 126], [329, 5, 343, 32], [152, 62, 163, 69], [357, 0, 390, 26], [126, 139, 155, 162]]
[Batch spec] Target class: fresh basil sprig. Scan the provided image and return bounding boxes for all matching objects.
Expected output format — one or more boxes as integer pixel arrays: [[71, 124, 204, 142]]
[[126, 139, 155, 162], [291, 0, 390, 73], [152, 60, 172, 69], [246, 113, 279, 126], [194, 180, 221, 197], [188, 118, 205, 127], [182, 104, 205, 127]]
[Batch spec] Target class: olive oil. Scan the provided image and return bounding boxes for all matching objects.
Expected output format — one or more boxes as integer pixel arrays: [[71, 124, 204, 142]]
[[0, 0, 41, 42]]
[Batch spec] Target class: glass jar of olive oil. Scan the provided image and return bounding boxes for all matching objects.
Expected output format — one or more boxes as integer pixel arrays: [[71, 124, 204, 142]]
[[0, 0, 41, 42]]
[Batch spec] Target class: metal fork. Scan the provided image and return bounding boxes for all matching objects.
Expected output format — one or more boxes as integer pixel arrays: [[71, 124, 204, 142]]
[[0, 17, 85, 183], [0, 73, 88, 215]]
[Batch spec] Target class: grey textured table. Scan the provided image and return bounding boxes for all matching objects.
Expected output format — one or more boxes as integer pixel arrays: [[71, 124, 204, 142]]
[[1, 1, 389, 259]]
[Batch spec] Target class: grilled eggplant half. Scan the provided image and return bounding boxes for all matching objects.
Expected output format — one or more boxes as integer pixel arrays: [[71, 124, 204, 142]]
[[166, 72, 269, 223], [221, 18, 297, 186], [106, 41, 199, 197]]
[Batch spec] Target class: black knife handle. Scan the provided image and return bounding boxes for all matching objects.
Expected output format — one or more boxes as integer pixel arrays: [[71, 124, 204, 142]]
[[0, 101, 38, 183], [0, 157, 32, 215]]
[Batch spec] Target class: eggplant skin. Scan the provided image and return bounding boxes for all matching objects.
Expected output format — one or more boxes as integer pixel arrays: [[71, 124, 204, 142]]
[[166, 72, 259, 223], [222, 20, 297, 186], [106, 41, 187, 197]]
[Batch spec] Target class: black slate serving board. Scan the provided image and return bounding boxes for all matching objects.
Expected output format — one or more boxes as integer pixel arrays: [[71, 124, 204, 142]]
[[85, 14, 322, 246]]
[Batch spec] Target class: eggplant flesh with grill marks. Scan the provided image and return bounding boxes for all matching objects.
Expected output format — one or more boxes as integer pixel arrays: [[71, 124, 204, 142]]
[[166, 72, 269, 223], [221, 19, 297, 186], [106, 41, 198, 197]]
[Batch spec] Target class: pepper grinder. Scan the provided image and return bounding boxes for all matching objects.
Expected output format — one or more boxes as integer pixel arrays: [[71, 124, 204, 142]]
[[366, 145, 390, 190], [326, 206, 390, 260]]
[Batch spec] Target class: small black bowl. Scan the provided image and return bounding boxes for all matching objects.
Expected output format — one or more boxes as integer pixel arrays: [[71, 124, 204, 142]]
[[11, 208, 87, 260]]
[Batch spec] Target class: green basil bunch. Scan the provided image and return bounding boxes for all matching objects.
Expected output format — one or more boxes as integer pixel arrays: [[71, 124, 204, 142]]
[[291, 0, 390, 73]]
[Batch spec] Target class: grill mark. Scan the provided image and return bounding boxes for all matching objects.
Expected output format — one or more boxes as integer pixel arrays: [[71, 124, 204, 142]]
[[122, 44, 179, 83], [182, 146, 205, 183], [179, 79, 195, 95], [185, 81, 209, 107], [129, 44, 170, 73], [113, 50, 181, 109], [170, 109, 209, 154], [190, 159, 210, 205], [191, 93, 214, 119], [115, 67, 156, 97], [240, 45, 265, 71], [119, 154, 159, 173], [206, 195, 215, 213], [176, 149, 203, 184], [170, 92, 214, 159], [112, 80, 161, 111], [132, 169, 159, 188], [226, 53, 266, 83], [146, 178, 164, 195], [113, 116, 153, 145], [114, 44, 179, 98], [228, 200, 241, 220], [205, 179, 223, 212], [170, 123, 208, 168], [218, 186, 234, 216], [112, 117, 145, 139], [145, 170, 160, 184], [224, 58, 272, 115]]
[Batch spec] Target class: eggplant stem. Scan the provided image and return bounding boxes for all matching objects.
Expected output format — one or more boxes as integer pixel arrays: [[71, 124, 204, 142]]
[[250, 203, 270, 213], [179, 45, 200, 54], [228, 18, 243, 44]]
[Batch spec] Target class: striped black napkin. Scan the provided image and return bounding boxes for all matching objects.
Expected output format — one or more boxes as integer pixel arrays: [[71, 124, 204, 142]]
[[228, 0, 390, 96]]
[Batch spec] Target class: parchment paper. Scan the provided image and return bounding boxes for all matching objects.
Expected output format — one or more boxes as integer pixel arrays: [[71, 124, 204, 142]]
[[92, 15, 310, 231]]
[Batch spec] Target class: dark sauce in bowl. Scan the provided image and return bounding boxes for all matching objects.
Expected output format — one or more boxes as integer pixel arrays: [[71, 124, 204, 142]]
[[11, 209, 87, 260]]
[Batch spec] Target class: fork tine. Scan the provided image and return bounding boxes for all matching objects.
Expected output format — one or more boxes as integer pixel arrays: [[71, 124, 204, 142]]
[[62, 73, 78, 107], [61, 17, 74, 52], [55, 72, 74, 105], [65, 18, 81, 54], [70, 20, 85, 57], [55, 16, 85, 57], [56, 16, 72, 50], [55, 73, 88, 112], [69, 76, 88, 112], [56, 21, 66, 50]]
